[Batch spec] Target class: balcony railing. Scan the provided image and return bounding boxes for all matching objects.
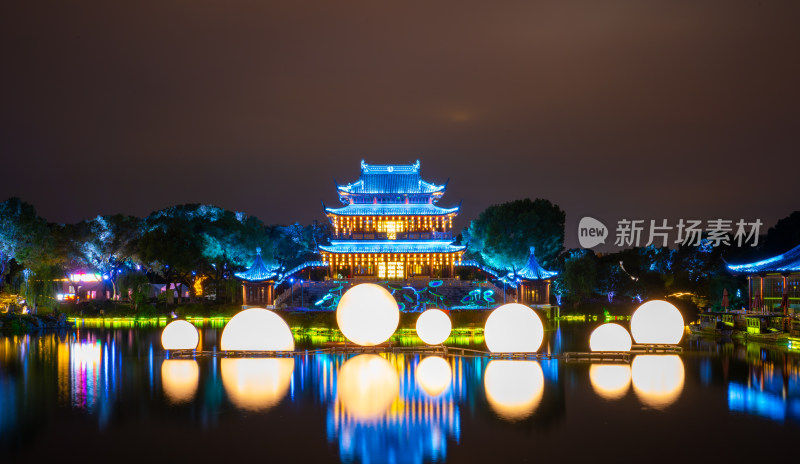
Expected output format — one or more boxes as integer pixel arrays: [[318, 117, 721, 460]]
[[332, 231, 453, 240]]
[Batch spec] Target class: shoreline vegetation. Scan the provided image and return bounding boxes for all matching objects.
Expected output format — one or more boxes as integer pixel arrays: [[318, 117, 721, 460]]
[[0, 298, 651, 335]]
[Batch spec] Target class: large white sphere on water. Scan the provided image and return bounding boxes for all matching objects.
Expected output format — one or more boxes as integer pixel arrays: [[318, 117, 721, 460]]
[[590, 323, 633, 352], [484, 360, 545, 421], [415, 356, 452, 397], [221, 308, 295, 351], [337, 354, 400, 421], [484, 303, 544, 353], [631, 355, 685, 410], [336, 284, 399, 346], [630, 300, 685, 345], [161, 320, 199, 350], [416, 309, 452, 345]]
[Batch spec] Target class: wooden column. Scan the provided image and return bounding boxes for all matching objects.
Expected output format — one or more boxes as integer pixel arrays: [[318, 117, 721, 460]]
[[546, 281, 551, 306], [242, 284, 247, 306]]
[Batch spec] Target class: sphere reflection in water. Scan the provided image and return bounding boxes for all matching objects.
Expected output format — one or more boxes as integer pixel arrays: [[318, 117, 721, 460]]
[[161, 320, 200, 350], [337, 354, 400, 421], [161, 360, 199, 404], [337, 284, 400, 346], [484, 360, 544, 421], [589, 364, 631, 400], [221, 358, 295, 411], [630, 300, 684, 345], [416, 309, 452, 345], [221, 308, 295, 351], [590, 323, 632, 352], [484, 304, 544, 353], [415, 356, 452, 397], [631, 355, 685, 409]]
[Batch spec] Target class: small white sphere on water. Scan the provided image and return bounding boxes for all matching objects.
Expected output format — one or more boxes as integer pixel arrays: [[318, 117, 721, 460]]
[[161, 320, 199, 350], [416, 309, 452, 345]]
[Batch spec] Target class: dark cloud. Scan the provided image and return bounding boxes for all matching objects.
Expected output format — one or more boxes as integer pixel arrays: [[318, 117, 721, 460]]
[[2, 1, 798, 247]]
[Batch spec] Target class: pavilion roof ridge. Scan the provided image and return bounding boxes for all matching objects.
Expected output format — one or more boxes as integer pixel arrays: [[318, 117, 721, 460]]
[[726, 242, 800, 274]]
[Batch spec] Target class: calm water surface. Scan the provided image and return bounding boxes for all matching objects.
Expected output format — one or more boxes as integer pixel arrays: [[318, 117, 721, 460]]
[[1, 322, 799, 463]]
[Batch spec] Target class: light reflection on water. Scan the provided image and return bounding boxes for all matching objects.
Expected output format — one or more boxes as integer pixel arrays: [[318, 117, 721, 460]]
[[220, 357, 295, 411], [630, 355, 685, 410], [1, 328, 800, 463]]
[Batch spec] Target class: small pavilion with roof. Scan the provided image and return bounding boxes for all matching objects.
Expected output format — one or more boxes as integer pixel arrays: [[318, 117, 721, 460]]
[[726, 243, 800, 314], [234, 247, 279, 307], [509, 247, 558, 306]]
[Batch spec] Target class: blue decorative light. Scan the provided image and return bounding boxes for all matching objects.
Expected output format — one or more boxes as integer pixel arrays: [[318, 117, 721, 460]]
[[325, 204, 458, 216], [320, 240, 466, 254], [234, 248, 280, 282], [726, 243, 800, 274], [507, 247, 558, 281]]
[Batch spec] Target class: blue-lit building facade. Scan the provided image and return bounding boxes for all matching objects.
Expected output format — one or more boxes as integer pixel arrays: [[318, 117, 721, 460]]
[[319, 160, 465, 279], [726, 243, 800, 314]]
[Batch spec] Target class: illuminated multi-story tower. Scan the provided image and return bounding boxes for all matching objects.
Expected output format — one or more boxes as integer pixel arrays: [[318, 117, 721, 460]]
[[320, 160, 465, 279]]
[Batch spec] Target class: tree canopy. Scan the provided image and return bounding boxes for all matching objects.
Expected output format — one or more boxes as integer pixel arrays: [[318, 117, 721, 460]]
[[463, 198, 565, 272]]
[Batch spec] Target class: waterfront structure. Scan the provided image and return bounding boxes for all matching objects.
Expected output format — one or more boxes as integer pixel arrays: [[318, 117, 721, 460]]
[[726, 243, 800, 314], [511, 247, 558, 306], [234, 247, 279, 306], [319, 160, 466, 279]]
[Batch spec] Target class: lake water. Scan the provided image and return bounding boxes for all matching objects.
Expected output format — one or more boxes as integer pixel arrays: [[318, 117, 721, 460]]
[[1, 321, 799, 463]]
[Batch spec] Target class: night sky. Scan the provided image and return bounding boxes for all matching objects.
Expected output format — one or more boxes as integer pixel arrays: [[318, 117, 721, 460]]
[[2, 1, 798, 248]]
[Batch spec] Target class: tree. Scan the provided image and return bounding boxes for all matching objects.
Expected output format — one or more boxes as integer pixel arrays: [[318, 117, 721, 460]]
[[559, 250, 598, 305], [0, 198, 49, 289], [136, 216, 203, 306], [762, 211, 800, 255], [464, 198, 565, 272], [65, 214, 141, 300]]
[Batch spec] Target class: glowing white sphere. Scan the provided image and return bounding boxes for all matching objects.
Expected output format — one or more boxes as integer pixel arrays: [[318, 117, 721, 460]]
[[630, 300, 685, 345], [589, 364, 631, 400], [590, 323, 633, 352], [221, 358, 295, 411], [631, 355, 685, 410], [336, 284, 399, 346], [484, 360, 545, 421], [416, 309, 452, 345], [161, 360, 199, 404], [484, 303, 544, 353], [415, 356, 452, 397], [161, 320, 199, 350], [337, 354, 400, 421], [221, 308, 294, 351]]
